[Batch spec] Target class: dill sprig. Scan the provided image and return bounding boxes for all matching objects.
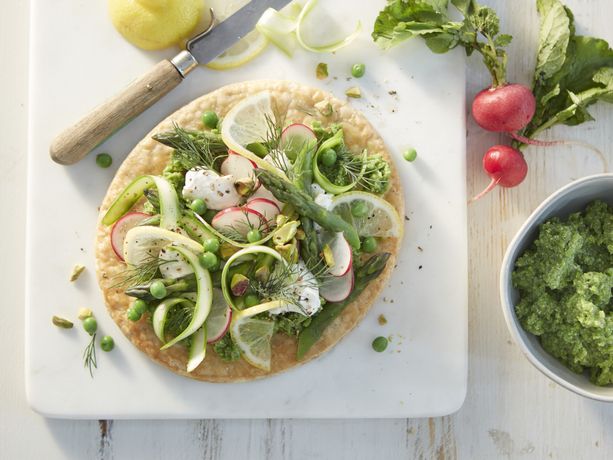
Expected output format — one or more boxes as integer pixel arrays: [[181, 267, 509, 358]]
[[83, 333, 97, 378], [164, 299, 195, 338], [112, 255, 168, 289], [261, 112, 295, 177], [153, 123, 227, 171]]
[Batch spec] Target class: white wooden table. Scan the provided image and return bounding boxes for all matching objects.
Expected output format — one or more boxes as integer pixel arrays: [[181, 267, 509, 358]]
[[2, 1, 612, 458]]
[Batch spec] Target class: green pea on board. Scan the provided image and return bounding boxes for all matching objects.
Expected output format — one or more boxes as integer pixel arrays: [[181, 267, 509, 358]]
[[372, 336, 388, 352]]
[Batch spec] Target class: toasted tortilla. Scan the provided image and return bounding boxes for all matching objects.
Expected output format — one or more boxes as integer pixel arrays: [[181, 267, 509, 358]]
[[95, 80, 404, 382]]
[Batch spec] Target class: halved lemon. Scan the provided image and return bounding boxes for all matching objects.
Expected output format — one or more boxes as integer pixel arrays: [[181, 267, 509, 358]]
[[330, 191, 403, 239], [230, 300, 284, 371], [220, 92, 283, 176]]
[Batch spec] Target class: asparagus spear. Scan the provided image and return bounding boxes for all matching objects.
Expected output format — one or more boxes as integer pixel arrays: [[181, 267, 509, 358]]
[[296, 252, 391, 360], [152, 127, 225, 153], [256, 170, 361, 249], [292, 143, 322, 273], [125, 277, 196, 302]]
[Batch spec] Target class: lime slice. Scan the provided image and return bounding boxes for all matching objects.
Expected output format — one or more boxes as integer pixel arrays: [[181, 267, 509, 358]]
[[220, 92, 284, 176], [230, 301, 284, 371], [330, 191, 403, 238]]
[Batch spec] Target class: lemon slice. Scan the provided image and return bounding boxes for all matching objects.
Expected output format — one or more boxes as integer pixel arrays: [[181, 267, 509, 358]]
[[206, 30, 268, 70], [220, 92, 284, 176], [230, 301, 284, 371], [330, 191, 403, 239]]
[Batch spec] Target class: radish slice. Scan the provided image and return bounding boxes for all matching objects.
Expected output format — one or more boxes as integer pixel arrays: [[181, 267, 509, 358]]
[[250, 185, 284, 208], [246, 197, 281, 223], [206, 288, 233, 343], [325, 232, 352, 277], [110, 212, 150, 261], [221, 151, 259, 187], [281, 123, 317, 160], [320, 267, 354, 302], [211, 206, 268, 238]]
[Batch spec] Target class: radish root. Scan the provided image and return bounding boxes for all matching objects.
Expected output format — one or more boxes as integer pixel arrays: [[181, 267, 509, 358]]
[[509, 132, 609, 172], [469, 177, 501, 204]]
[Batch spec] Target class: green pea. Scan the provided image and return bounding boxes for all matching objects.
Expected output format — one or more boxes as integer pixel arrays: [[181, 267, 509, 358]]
[[362, 236, 377, 253], [351, 200, 368, 217], [100, 335, 115, 352], [201, 110, 219, 129], [149, 280, 167, 300], [95, 153, 113, 168], [403, 148, 417, 162], [199, 252, 219, 270], [190, 198, 207, 215], [351, 63, 366, 78], [132, 299, 147, 315], [244, 294, 260, 308], [372, 336, 388, 352], [320, 148, 337, 167], [83, 316, 98, 336], [247, 229, 262, 243], [126, 307, 142, 322], [203, 237, 220, 253]]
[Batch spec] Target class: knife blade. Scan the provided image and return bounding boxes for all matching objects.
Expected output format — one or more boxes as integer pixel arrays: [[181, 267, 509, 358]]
[[50, 0, 292, 165]]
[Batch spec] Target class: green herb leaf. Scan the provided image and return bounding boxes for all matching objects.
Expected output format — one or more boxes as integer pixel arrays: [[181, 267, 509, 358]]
[[522, 0, 613, 140]]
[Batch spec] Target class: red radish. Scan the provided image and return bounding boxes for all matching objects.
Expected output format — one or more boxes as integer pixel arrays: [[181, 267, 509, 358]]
[[110, 212, 150, 260], [472, 84, 536, 133], [211, 206, 268, 237], [206, 300, 232, 343], [250, 185, 284, 208], [470, 145, 528, 202], [280, 123, 317, 159], [246, 197, 281, 223], [325, 233, 352, 277], [221, 151, 259, 188], [320, 267, 354, 302]]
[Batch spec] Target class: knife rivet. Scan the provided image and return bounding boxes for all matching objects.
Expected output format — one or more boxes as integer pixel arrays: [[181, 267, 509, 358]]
[[146, 84, 153, 91]]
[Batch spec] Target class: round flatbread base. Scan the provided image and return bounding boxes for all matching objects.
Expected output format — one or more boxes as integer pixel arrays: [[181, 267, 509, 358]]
[[95, 80, 404, 382]]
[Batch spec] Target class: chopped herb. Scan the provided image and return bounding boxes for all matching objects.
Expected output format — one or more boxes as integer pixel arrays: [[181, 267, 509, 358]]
[[213, 334, 241, 362]]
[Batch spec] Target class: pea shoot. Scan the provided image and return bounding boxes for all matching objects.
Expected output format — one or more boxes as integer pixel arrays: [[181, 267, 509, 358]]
[[351, 63, 366, 78], [201, 110, 219, 129], [95, 153, 113, 168], [100, 336, 115, 352], [149, 280, 167, 300], [372, 336, 388, 352], [190, 198, 207, 215]]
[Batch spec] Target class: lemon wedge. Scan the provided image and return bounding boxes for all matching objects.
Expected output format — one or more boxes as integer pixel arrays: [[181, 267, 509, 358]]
[[220, 92, 284, 176], [108, 0, 203, 50], [330, 191, 403, 239], [230, 300, 284, 371]]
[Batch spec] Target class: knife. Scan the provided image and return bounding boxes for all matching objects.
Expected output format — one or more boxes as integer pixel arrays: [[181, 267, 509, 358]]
[[50, 0, 292, 165]]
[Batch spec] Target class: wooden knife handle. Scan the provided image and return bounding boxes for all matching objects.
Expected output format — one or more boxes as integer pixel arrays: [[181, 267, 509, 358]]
[[49, 59, 183, 165]]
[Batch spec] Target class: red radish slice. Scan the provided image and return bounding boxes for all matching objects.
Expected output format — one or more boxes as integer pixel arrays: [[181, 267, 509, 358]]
[[206, 290, 233, 343], [320, 267, 354, 302], [221, 151, 259, 186], [110, 212, 150, 261], [281, 123, 317, 159], [250, 186, 283, 208], [211, 206, 268, 237], [246, 197, 281, 223], [326, 233, 352, 277]]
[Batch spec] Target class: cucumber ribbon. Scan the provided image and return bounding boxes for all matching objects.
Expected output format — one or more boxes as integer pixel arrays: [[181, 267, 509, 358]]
[[102, 175, 181, 230]]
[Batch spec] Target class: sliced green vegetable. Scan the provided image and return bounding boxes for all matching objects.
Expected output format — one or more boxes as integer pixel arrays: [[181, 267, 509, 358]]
[[187, 326, 207, 372], [102, 175, 180, 231], [256, 8, 298, 56], [160, 247, 213, 350], [152, 297, 195, 343]]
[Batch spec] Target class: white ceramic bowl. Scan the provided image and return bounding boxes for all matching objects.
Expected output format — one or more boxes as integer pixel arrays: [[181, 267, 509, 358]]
[[500, 173, 613, 401]]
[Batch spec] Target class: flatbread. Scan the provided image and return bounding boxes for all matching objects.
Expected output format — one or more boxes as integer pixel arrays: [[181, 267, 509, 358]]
[[95, 80, 404, 382]]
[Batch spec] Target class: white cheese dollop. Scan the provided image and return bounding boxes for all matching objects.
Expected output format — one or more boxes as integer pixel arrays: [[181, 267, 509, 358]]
[[269, 262, 322, 317], [158, 248, 194, 280], [182, 169, 242, 211]]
